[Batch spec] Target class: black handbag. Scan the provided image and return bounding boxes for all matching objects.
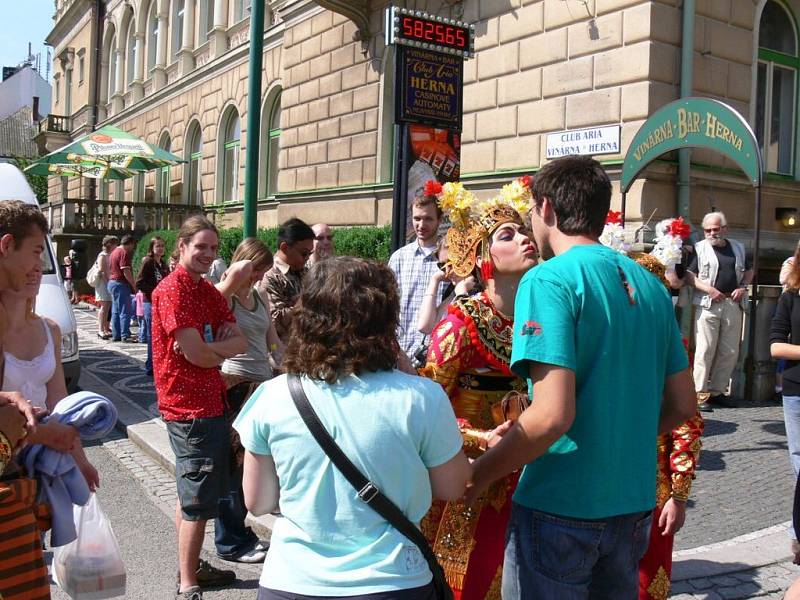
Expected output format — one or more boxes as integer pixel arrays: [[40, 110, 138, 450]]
[[286, 374, 453, 600]]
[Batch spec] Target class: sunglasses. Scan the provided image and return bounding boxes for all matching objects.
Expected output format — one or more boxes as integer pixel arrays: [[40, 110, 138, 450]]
[[703, 227, 723, 233], [316, 235, 334, 241]]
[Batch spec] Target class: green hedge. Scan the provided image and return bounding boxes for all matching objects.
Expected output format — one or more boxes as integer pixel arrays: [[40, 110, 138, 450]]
[[134, 225, 392, 273]]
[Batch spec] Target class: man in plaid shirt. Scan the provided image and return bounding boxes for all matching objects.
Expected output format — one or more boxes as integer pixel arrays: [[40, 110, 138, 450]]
[[389, 195, 443, 358]]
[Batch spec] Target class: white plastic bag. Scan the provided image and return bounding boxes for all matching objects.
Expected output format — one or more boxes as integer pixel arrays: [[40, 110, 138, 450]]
[[53, 494, 126, 599]]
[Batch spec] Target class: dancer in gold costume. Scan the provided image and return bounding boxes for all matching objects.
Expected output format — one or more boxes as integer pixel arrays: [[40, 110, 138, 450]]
[[420, 177, 537, 600]]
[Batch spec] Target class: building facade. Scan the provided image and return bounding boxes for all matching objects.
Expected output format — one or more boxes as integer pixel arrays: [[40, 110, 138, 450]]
[[42, 0, 800, 278]]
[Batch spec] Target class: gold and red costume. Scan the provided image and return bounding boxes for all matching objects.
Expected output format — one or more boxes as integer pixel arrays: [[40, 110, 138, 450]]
[[638, 414, 704, 599], [420, 292, 525, 600], [630, 251, 704, 600]]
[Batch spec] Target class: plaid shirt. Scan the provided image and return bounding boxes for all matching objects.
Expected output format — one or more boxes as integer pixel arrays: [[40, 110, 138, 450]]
[[388, 240, 444, 357]]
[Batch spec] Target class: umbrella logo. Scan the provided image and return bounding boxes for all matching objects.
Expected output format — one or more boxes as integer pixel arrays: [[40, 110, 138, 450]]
[[90, 133, 113, 144]]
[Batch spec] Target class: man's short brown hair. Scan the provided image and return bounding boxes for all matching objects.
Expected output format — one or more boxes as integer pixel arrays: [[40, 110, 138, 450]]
[[0, 200, 48, 243], [412, 195, 442, 219], [177, 214, 218, 245]]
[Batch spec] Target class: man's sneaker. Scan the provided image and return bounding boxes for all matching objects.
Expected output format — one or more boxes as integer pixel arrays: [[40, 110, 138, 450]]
[[122, 337, 138, 343], [254, 540, 269, 552], [697, 392, 714, 413], [175, 585, 203, 600], [221, 547, 266, 564], [195, 559, 236, 588]]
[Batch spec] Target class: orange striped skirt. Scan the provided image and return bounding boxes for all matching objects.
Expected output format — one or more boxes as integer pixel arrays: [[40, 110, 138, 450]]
[[0, 476, 51, 600]]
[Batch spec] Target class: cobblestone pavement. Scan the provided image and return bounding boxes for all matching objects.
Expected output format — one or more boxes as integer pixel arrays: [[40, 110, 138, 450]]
[[71, 304, 799, 598]]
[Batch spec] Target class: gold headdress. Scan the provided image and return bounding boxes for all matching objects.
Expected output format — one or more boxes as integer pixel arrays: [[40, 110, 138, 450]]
[[430, 176, 533, 278]]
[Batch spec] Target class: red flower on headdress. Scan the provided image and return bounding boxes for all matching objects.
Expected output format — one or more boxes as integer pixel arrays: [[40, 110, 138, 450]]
[[605, 210, 623, 225], [667, 217, 691, 239], [520, 175, 532, 189], [423, 180, 443, 197]]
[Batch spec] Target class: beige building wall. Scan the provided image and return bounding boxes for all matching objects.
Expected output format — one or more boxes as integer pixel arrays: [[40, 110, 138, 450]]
[[42, 0, 800, 265]]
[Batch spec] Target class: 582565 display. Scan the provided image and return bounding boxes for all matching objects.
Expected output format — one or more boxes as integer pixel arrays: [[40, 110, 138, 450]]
[[385, 6, 474, 57]]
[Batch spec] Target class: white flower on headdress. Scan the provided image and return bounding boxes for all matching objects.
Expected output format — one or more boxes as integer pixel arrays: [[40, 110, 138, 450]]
[[599, 222, 631, 255], [651, 218, 685, 271]]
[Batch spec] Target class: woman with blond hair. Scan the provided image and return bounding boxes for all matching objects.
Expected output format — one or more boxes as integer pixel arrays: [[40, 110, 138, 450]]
[[212, 237, 284, 564], [772, 239, 800, 564]]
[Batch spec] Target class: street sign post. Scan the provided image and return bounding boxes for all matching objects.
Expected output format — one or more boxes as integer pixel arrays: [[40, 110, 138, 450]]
[[385, 7, 474, 251]]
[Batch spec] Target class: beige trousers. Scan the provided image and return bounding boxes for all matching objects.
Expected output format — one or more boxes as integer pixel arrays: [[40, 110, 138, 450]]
[[693, 298, 744, 394]]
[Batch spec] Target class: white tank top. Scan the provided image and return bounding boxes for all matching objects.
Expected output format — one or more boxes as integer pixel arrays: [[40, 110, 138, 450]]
[[3, 319, 56, 410]]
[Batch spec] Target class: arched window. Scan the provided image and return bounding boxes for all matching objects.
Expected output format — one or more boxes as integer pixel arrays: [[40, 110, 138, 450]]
[[185, 121, 203, 204], [220, 108, 241, 202], [258, 89, 281, 198], [172, 0, 185, 59], [199, 0, 215, 44], [108, 34, 117, 98], [156, 133, 172, 203], [125, 20, 137, 86], [147, 2, 158, 72], [755, 0, 799, 175]]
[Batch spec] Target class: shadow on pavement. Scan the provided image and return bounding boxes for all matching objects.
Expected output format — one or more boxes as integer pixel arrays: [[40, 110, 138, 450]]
[[672, 558, 757, 582], [761, 420, 788, 437], [700, 418, 738, 437]]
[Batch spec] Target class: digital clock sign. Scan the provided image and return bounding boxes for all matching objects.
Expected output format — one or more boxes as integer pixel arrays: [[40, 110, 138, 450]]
[[385, 6, 474, 58]]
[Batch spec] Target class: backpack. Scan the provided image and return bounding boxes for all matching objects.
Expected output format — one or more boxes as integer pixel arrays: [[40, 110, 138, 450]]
[[86, 255, 101, 287]]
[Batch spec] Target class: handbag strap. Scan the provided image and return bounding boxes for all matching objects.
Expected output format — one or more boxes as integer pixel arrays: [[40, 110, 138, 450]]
[[286, 374, 440, 567]]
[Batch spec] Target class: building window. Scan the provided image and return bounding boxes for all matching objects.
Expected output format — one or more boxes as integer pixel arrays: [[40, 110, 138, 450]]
[[234, 0, 252, 21], [126, 21, 137, 86], [148, 2, 158, 71], [259, 89, 281, 198], [61, 176, 68, 200], [185, 121, 203, 204], [172, 0, 185, 58], [108, 35, 117, 98], [221, 109, 241, 202], [98, 179, 109, 201], [199, 0, 215, 44], [755, 0, 799, 175], [156, 133, 172, 203], [55, 77, 60, 104], [78, 55, 85, 84]]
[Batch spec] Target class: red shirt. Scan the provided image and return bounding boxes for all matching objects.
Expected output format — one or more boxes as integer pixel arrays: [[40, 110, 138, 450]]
[[109, 246, 131, 282], [151, 266, 236, 421]]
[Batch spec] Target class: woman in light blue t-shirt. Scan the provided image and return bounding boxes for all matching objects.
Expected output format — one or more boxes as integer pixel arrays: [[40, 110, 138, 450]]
[[234, 257, 471, 600]]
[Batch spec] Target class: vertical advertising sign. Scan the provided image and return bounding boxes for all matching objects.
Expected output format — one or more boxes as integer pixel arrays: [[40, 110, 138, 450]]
[[385, 7, 474, 249]]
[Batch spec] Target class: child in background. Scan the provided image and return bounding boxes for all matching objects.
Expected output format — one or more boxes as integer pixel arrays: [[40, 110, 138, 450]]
[[62, 256, 78, 304]]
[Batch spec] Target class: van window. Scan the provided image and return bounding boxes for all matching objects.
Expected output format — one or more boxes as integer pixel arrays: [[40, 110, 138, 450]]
[[42, 243, 56, 275]]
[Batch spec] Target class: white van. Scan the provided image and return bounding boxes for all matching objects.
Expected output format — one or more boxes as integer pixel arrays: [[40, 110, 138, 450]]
[[0, 164, 80, 391]]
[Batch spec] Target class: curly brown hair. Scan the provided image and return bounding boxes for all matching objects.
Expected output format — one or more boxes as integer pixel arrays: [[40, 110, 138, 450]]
[[786, 239, 800, 291], [283, 256, 401, 383]]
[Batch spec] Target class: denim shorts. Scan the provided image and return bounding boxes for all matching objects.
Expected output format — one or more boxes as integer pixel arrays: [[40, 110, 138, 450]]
[[256, 583, 436, 600], [166, 415, 231, 521]]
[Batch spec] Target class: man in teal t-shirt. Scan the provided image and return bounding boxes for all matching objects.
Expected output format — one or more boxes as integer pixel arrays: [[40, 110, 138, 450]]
[[467, 156, 696, 599]]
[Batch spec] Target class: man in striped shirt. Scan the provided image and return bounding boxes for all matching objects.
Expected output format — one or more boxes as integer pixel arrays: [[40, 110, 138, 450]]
[[388, 195, 443, 359]]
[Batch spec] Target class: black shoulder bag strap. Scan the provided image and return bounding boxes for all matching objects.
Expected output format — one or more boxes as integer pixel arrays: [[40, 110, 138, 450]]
[[286, 374, 453, 600]]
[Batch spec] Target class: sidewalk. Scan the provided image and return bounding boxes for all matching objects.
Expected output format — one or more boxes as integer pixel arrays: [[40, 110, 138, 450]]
[[72, 303, 798, 599]]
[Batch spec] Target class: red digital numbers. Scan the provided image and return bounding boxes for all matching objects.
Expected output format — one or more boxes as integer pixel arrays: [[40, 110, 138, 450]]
[[400, 16, 468, 50]]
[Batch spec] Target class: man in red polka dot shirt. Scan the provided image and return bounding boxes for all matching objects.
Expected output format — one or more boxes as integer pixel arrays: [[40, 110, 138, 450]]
[[151, 215, 248, 599]]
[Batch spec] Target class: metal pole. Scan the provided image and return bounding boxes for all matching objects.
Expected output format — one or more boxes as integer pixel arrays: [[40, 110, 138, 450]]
[[620, 191, 627, 225], [746, 185, 762, 401], [677, 0, 695, 218], [391, 124, 409, 252], [243, 1, 265, 238]]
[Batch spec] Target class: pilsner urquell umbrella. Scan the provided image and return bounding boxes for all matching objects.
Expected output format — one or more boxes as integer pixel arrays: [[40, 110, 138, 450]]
[[25, 125, 183, 180]]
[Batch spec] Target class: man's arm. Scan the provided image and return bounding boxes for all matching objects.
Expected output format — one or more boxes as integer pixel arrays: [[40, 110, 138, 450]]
[[122, 265, 136, 291], [174, 324, 247, 369], [659, 367, 696, 433], [466, 362, 575, 503]]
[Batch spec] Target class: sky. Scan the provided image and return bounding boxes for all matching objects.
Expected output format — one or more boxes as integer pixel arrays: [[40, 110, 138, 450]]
[[0, 0, 56, 80]]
